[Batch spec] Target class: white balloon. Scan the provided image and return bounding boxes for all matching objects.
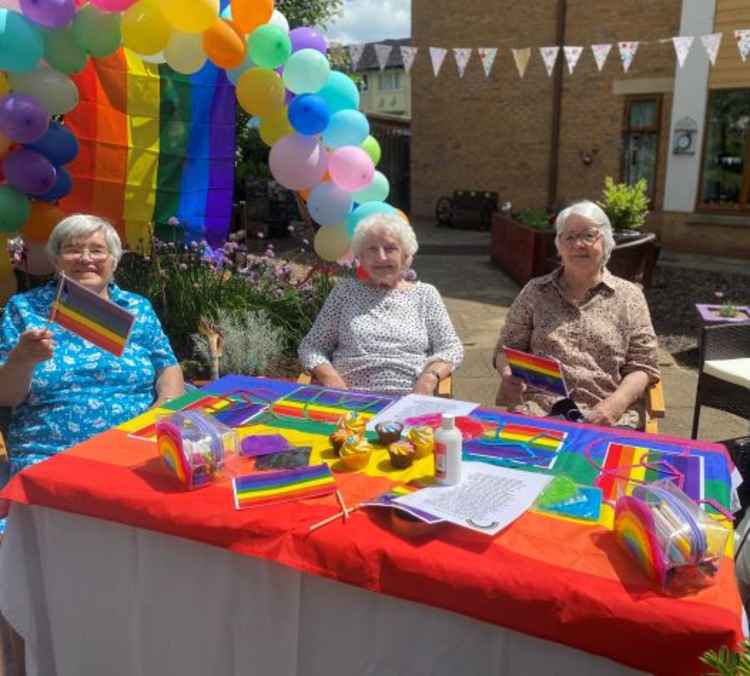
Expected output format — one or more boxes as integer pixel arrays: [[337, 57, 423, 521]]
[[165, 32, 207, 75], [9, 66, 79, 115], [268, 9, 289, 33], [0, 1, 21, 10], [139, 51, 167, 64]]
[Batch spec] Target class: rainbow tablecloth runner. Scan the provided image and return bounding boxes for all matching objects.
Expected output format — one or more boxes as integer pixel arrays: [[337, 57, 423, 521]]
[[0, 375, 741, 675]]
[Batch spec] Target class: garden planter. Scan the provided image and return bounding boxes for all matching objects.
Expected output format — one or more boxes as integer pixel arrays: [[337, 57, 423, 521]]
[[490, 213, 556, 286], [695, 304, 750, 324]]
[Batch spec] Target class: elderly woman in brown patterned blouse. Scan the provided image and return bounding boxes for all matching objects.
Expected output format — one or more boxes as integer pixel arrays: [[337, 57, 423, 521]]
[[493, 200, 660, 428]]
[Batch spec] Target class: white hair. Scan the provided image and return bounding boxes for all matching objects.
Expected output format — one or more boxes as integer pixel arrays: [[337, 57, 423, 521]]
[[46, 214, 123, 269], [554, 200, 615, 265], [350, 212, 419, 262]]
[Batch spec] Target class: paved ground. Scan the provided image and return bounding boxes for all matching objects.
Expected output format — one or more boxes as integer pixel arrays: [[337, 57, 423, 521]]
[[410, 219, 748, 442]]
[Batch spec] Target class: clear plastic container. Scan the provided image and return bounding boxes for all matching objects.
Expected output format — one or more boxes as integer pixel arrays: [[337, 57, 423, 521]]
[[155, 410, 238, 489]]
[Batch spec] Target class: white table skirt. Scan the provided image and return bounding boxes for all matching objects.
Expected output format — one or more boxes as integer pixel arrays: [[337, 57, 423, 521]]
[[0, 504, 643, 676]]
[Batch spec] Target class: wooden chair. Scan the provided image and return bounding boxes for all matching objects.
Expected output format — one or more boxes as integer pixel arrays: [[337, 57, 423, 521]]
[[691, 321, 750, 439], [644, 380, 666, 434], [296, 372, 454, 398]]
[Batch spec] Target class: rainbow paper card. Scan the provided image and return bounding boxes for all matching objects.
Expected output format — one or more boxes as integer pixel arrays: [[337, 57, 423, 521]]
[[232, 464, 336, 509], [503, 346, 568, 398]]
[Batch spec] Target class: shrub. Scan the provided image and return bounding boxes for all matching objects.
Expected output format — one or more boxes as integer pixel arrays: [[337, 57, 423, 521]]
[[515, 208, 552, 230], [598, 177, 650, 230]]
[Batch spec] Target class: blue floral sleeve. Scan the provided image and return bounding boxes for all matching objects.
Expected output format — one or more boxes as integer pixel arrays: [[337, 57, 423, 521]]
[[0, 296, 28, 365]]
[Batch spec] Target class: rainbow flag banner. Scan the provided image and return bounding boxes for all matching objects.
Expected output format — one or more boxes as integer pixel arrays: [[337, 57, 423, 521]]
[[504, 346, 568, 397], [50, 275, 135, 357], [61, 50, 235, 249], [233, 464, 337, 509]]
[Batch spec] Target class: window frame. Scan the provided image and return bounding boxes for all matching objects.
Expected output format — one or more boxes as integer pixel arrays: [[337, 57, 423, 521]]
[[620, 94, 663, 204]]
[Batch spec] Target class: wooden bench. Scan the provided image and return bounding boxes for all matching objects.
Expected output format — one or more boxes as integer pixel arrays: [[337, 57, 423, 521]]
[[435, 190, 498, 231]]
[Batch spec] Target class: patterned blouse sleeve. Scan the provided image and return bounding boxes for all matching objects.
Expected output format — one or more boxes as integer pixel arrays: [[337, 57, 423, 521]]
[[422, 284, 463, 368], [298, 281, 346, 371], [0, 297, 24, 366], [138, 297, 178, 373], [622, 287, 660, 382], [493, 282, 535, 364]]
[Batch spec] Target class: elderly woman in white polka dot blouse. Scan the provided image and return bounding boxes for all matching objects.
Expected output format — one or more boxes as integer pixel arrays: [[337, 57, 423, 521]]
[[299, 214, 464, 395]]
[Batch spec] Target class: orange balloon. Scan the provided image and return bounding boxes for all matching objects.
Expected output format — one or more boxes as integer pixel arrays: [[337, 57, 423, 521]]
[[231, 0, 273, 33], [298, 189, 310, 202], [0, 132, 12, 158], [202, 18, 246, 70], [395, 208, 409, 223], [23, 202, 65, 244]]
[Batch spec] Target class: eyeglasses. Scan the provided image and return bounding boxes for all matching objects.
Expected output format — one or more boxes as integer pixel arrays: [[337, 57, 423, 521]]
[[60, 247, 110, 261], [561, 230, 602, 247]]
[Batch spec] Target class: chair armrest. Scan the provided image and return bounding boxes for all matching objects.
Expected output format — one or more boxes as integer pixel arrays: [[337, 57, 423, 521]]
[[701, 321, 750, 364], [297, 373, 312, 385], [645, 380, 665, 419], [437, 374, 453, 399], [0, 431, 7, 462]]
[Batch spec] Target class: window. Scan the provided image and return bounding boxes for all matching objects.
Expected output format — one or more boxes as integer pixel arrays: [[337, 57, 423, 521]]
[[359, 74, 369, 92], [700, 89, 750, 210], [621, 96, 661, 200], [379, 71, 401, 91]]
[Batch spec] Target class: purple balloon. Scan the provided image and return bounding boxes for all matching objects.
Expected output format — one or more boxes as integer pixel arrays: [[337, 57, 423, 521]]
[[20, 0, 76, 28], [0, 93, 50, 144], [289, 27, 328, 55], [3, 148, 57, 196], [284, 89, 296, 106]]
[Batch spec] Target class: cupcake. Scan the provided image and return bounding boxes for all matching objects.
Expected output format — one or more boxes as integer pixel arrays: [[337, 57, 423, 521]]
[[408, 425, 435, 459], [375, 421, 404, 445], [339, 435, 373, 470], [329, 428, 349, 455], [336, 411, 366, 437], [388, 440, 416, 469]]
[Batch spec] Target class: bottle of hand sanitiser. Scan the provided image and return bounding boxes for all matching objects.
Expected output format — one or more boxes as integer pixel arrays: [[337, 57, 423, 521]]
[[434, 414, 462, 486]]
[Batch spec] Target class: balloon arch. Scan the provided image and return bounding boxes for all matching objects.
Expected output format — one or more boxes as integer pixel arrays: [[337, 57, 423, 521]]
[[0, 0, 402, 294]]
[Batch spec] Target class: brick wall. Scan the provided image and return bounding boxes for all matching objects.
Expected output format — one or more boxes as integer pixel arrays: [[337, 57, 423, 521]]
[[411, 0, 681, 219]]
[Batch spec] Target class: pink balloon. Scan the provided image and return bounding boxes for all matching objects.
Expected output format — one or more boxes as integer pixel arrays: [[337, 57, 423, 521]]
[[269, 133, 329, 191], [88, 0, 137, 9], [328, 146, 374, 193]]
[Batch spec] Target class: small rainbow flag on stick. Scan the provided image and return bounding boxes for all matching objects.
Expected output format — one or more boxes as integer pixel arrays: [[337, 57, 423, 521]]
[[233, 464, 337, 509], [49, 275, 135, 357], [503, 346, 568, 397]]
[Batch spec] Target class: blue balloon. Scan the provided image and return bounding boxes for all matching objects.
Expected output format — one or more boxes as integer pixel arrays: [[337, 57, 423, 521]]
[[37, 166, 72, 202], [227, 46, 253, 85], [25, 122, 79, 166], [0, 10, 44, 73], [345, 201, 396, 237], [317, 71, 360, 115], [288, 94, 330, 136], [307, 181, 353, 227], [322, 109, 370, 149]]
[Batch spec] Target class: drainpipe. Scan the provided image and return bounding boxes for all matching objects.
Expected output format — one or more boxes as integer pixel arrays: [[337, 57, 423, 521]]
[[547, 0, 567, 210]]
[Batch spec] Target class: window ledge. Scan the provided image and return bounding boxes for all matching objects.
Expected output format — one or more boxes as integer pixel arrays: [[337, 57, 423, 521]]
[[688, 213, 750, 228]]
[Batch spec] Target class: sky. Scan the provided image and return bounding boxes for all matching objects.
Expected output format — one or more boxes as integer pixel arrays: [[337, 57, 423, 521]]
[[323, 0, 411, 45]]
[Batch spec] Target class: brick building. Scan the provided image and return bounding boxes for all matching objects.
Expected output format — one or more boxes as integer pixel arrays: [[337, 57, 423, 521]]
[[411, 0, 750, 257]]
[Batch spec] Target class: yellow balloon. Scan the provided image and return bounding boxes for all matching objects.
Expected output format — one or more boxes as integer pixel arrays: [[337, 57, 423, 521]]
[[0, 132, 12, 158], [122, 0, 172, 56], [160, 0, 219, 33], [259, 108, 292, 146], [236, 68, 285, 117], [314, 225, 350, 262], [165, 32, 207, 74], [0, 72, 9, 98]]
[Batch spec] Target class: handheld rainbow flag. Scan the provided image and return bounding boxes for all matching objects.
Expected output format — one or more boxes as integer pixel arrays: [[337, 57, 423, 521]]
[[49, 275, 135, 357], [233, 464, 337, 509], [503, 346, 568, 397]]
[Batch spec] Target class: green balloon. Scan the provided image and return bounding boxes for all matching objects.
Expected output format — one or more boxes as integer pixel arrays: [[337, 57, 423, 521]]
[[44, 27, 89, 75], [72, 5, 122, 59], [361, 135, 381, 166], [248, 25, 292, 70], [0, 186, 31, 234], [0, 10, 44, 73]]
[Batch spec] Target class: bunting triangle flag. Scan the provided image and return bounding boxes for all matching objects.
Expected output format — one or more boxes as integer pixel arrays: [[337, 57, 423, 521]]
[[400, 45, 418, 73], [591, 43, 612, 71], [429, 47, 448, 77], [701, 33, 722, 66], [453, 48, 472, 77], [735, 29, 750, 62], [539, 46, 560, 76], [348, 43, 365, 70], [512, 48, 531, 78], [563, 46, 583, 74], [618, 41, 639, 73], [374, 43, 393, 71], [477, 47, 497, 77], [672, 36, 694, 68]]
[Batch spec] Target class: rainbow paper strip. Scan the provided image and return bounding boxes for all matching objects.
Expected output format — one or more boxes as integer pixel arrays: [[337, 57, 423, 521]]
[[233, 464, 336, 509], [61, 46, 235, 248], [614, 495, 667, 586], [50, 275, 135, 356], [504, 346, 568, 397]]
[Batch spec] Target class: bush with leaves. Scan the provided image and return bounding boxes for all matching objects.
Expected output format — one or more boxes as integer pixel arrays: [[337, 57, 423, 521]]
[[515, 208, 552, 230], [701, 639, 750, 675], [598, 177, 650, 231]]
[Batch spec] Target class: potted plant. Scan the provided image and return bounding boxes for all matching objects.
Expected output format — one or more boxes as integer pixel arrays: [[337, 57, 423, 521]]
[[696, 291, 750, 324], [490, 205, 557, 286]]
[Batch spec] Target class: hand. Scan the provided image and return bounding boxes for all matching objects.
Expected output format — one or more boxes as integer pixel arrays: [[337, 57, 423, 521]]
[[413, 373, 437, 395], [319, 372, 348, 390], [498, 365, 526, 405], [10, 329, 55, 366], [586, 396, 627, 427]]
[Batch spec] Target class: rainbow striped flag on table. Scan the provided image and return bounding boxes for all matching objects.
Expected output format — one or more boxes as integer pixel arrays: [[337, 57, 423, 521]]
[[50, 275, 135, 357], [504, 346, 568, 398], [233, 464, 337, 509]]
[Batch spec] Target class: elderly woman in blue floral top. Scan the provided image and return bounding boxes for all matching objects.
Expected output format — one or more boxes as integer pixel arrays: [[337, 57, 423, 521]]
[[0, 214, 184, 477]]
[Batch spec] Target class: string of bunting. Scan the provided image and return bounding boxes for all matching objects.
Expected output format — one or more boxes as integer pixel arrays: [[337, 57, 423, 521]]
[[347, 30, 750, 78]]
